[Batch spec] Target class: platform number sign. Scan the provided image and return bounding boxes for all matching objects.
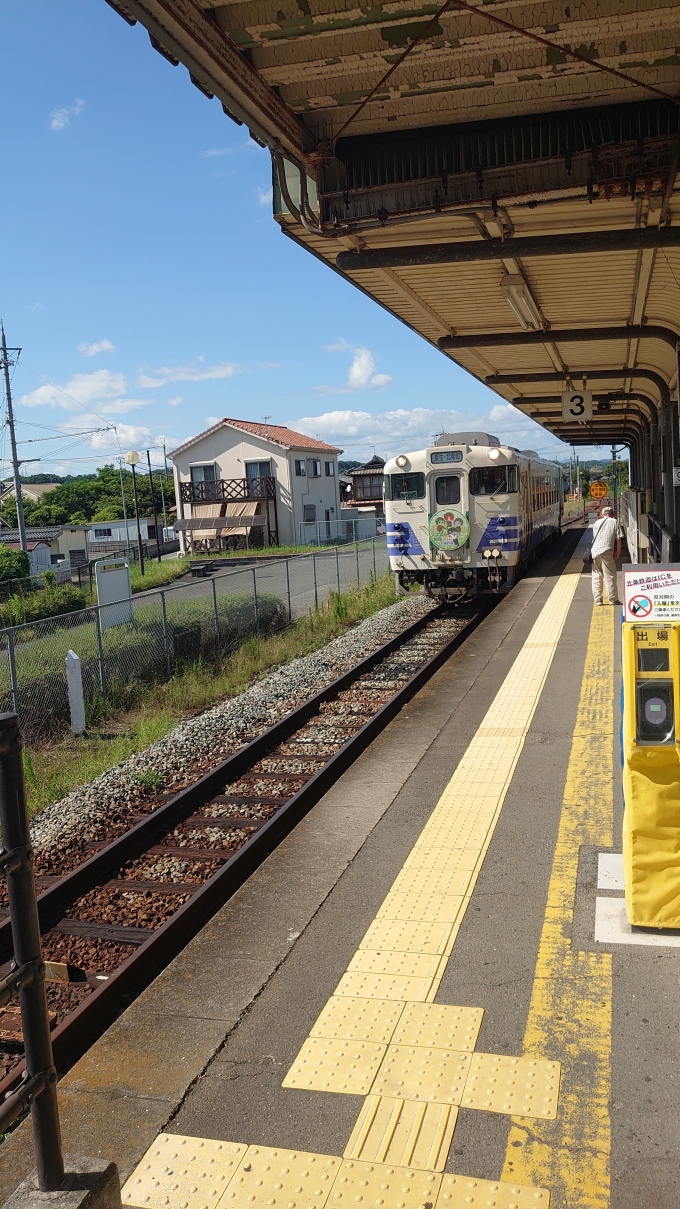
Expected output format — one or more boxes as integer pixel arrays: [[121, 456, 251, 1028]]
[[561, 390, 593, 422]]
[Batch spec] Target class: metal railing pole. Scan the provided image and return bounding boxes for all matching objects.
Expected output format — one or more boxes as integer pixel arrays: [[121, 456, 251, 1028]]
[[335, 546, 340, 594], [285, 558, 292, 621], [160, 590, 171, 678], [6, 627, 19, 714], [252, 566, 260, 632], [94, 606, 106, 696], [355, 541, 360, 587], [212, 578, 220, 655], [0, 714, 64, 1188], [313, 552, 318, 610], [372, 537, 377, 579]]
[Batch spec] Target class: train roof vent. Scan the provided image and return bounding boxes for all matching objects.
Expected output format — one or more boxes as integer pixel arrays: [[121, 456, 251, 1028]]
[[435, 432, 500, 447]]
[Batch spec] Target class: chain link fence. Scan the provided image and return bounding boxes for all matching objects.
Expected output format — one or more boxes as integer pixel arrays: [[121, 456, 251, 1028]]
[[0, 538, 389, 741]]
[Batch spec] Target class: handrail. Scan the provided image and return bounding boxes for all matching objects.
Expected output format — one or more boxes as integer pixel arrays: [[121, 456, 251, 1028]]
[[0, 713, 64, 1187]]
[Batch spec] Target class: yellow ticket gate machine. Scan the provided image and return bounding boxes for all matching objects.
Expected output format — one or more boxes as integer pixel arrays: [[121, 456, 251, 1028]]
[[622, 622, 680, 927]]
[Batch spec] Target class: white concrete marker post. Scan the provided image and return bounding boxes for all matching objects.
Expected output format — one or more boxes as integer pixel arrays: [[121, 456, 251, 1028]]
[[65, 649, 86, 735]]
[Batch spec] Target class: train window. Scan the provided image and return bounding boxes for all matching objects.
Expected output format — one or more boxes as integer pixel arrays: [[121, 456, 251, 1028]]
[[389, 473, 426, 500], [469, 465, 518, 495], [383, 476, 391, 501], [435, 476, 461, 505]]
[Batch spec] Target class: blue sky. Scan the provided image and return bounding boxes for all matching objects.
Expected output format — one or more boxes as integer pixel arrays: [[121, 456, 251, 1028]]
[[0, 0, 602, 474]]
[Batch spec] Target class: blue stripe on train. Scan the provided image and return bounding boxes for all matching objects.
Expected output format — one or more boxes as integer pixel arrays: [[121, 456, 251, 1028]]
[[386, 521, 425, 557], [476, 515, 522, 552]]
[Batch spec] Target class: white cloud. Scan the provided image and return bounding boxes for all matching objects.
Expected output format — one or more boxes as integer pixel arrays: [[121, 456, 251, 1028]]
[[138, 363, 240, 388], [78, 339, 115, 357], [293, 404, 569, 461], [49, 99, 85, 131], [167, 396, 184, 407], [203, 148, 232, 158], [19, 369, 126, 411], [255, 185, 273, 206], [316, 343, 392, 394], [91, 423, 152, 451], [205, 416, 222, 428], [31, 302, 42, 313]]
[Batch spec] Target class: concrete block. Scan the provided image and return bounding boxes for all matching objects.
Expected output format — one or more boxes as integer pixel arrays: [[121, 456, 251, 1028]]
[[3, 1157, 120, 1209]]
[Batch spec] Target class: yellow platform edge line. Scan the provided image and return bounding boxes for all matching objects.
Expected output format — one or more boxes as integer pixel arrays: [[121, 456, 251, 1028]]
[[501, 603, 613, 1208]]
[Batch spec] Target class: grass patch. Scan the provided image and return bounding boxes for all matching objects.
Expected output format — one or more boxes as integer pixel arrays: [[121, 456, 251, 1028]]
[[128, 558, 190, 592], [25, 572, 411, 820]]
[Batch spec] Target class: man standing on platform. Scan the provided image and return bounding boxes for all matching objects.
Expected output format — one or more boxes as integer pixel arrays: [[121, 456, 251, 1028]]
[[591, 506, 622, 605]]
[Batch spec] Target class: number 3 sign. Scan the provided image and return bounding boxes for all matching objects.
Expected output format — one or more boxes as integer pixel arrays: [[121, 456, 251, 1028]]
[[561, 390, 593, 422]]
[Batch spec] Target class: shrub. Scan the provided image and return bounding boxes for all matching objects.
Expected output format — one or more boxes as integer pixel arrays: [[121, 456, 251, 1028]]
[[0, 546, 30, 582], [0, 585, 88, 628]]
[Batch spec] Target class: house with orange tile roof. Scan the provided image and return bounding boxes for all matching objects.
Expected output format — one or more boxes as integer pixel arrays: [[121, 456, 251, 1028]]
[[168, 418, 343, 551]]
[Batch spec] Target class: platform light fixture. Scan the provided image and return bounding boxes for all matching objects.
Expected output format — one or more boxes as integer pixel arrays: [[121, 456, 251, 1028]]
[[500, 274, 543, 331], [395, 455, 408, 468]]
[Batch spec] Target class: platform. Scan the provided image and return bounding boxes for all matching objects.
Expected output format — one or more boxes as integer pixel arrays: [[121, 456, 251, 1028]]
[[2, 530, 678, 1209]]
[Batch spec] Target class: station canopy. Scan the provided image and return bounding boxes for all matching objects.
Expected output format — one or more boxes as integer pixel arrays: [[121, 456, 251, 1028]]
[[108, 0, 680, 468]]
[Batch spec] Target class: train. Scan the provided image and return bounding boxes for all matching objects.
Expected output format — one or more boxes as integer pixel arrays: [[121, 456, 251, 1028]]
[[385, 431, 563, 600]]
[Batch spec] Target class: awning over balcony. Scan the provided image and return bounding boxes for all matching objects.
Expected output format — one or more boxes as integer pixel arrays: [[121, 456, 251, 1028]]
[[174, 501, 266, 537]]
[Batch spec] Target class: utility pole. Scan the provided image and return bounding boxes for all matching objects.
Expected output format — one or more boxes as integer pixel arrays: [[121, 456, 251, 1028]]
[[125, 451, 145, 575], [117, 458, 132, 556], [146, 450, 162, 563], [0, 324, 27, 553]]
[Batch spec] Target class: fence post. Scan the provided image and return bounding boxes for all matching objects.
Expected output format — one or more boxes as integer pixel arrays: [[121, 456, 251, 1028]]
[[212, 577, 220, 656], [94, 606, 106, 696], [0, 714, 64, 1188], [252, 566, 260, 632], [335, 546, 341, 594], [6, 627, 19, 715], [285, 558, 292, 620], [313, 552, 318, 610], [372, 537, 377, 579], [65, 650, 86, 735], [160, 589, 172, 678], [355, 541, 360, 588]]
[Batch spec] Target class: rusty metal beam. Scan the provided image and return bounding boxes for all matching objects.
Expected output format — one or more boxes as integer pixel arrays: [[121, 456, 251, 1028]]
[[336, 227, 680, 271], [106, 0, 312, 157], [438, 324, 680, 352]]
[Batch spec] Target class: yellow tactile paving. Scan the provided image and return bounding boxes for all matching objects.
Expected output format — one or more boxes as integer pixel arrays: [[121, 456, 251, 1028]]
[[283, 1037, 386, 1094], [328, 1160, 441, 1209], [436, 1173, 550, 1207], [400, 848, 479, 874], [224, 1147, 341, 1209], [375, 892, 467, 925], [120, 1135, 247, 1209], [344, 1097, 458, 1171], [462, 1054, 560, 1120], [334, 971, 436, 1002], [310, 997, 405, 1044], [370, 1045, 471, 1104], [392, 1005, 483, 1053], [347, 951, 444, 980], [358, 920, 456, 957], [389, 865, 474, 899]]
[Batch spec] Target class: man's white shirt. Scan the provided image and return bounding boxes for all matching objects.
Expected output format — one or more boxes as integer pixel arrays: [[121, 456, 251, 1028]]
[[591, 515, 622, 558]]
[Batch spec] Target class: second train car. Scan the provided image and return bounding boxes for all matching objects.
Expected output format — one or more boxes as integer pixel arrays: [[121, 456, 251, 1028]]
[[385, 431, 562, 600]]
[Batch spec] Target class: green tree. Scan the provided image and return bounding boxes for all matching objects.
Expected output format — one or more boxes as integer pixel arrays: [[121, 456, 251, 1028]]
[[0, 464, 175, 528]]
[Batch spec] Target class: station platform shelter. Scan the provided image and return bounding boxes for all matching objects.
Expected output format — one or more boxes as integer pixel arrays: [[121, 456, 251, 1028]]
[[2, 527, 677, 1209]]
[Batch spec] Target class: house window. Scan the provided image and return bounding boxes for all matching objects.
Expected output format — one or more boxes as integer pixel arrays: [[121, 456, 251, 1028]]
[[245, 461, 271, 479], [94, 527, 112, 538], [147, 525, 157, 540], [190, 464, 216, 482], [303, 505, 316, 522], [325, 461, 335, 477], [295, 459, 306, 476], [308, 459, 321, 478], [354, 475, 383, 501]]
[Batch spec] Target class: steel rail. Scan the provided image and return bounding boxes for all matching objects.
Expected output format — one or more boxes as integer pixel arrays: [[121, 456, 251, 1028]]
[[0, 605, 485, 1101]]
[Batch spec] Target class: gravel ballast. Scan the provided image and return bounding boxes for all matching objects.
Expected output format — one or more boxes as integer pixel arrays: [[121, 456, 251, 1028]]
[[31, 594, 436, 861]]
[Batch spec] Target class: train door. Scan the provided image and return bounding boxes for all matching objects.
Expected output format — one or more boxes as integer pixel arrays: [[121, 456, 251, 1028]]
[[429, 471, 468, 558], [520, 466, 532, 557]]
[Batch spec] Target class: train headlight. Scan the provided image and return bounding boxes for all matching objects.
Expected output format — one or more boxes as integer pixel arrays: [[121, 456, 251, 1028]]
[[488, 447, 501, 460], [395, 455, 408, 468], [483, 548, 492, 559]]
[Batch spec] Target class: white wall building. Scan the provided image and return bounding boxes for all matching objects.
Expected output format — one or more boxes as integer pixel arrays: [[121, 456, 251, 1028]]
[[168, 419, 342, 551]]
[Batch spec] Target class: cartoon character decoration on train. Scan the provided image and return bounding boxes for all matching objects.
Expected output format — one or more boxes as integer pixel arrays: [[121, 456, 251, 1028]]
[[429, 509, 470, 551]]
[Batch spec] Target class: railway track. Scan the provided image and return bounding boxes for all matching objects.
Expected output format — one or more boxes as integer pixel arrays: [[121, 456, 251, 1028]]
[[0, 603, 485, 1102]]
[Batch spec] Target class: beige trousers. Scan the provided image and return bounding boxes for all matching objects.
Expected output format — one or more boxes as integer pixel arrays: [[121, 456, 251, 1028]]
[[592, 550, 618, 603]]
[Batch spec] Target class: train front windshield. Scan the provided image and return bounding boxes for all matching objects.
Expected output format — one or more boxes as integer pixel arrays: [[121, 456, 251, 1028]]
[[469, 466, 518, 495]]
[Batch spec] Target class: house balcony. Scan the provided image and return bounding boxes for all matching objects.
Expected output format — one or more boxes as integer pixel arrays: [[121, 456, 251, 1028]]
[[180, 476, 276, 504]]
